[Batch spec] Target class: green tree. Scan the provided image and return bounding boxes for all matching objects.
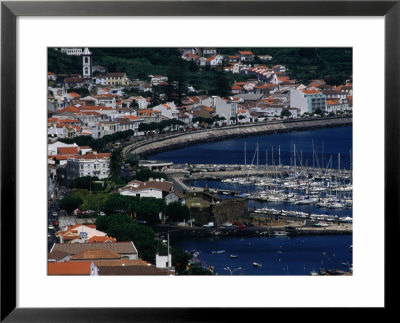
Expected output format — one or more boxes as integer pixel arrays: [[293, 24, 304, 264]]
[[109, 147, 124, 177], [281, 110, 292, 119], [70, 176, 101, 191], [59, 195, 83, 213], [125, 152, 140, 168], [165, 201, 190, 222], [180, 265, 213, 275], [134, 167, 167, 182], [95, 214, 158, 262], [103, 193, 132, 215], [214, 70, 232, 97], [131, 197, 165, 224]]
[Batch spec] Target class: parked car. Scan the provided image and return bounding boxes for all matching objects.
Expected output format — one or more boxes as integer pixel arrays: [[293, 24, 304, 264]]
[[52, 212, 57, 217], [53, 220, 59, 226], [48, 224, 54, 230], [222, 222, 232, 227], [202, 222, 214, 228]]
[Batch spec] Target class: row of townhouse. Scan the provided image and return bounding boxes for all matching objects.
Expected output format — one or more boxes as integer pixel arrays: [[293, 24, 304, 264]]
[[49, 70, 130, 88], [94, 72, 129, 86], [181, 49, 256, 68], [288, 80, 352, 114]]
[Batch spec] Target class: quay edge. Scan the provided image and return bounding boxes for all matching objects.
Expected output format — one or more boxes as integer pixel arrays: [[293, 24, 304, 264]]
[[153, 224, 352, 239]]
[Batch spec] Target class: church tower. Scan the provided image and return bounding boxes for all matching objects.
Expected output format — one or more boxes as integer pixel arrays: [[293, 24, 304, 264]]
[[82, 48, 92, 79]]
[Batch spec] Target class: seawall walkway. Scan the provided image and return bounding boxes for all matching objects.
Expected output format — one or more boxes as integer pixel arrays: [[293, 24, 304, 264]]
[[124, 116, 352, 157]]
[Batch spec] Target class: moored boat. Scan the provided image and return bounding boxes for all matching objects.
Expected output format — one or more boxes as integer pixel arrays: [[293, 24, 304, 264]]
[[212, 250, 226, 254]]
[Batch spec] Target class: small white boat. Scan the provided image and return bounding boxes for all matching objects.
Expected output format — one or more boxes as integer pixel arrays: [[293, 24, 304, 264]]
[[212, 250, 226, 254], [253, 262, 262, 267], [270, 231, 288, 236]]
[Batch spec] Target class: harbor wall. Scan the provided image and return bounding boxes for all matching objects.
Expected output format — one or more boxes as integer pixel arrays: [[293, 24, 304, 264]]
[[124, 116, 352, 157], [185, 191, 249, 226], [153, 225, 352, 239]]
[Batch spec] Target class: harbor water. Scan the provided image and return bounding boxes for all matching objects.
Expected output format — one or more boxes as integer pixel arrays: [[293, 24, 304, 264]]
[[150, 126, 352, 170], [171, 234, 353, 275]]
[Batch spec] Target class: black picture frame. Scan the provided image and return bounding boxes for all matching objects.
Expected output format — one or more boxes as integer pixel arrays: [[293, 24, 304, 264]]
[[1, 1, 398, 321]]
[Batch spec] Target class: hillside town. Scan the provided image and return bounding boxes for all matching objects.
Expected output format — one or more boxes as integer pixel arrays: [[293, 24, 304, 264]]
[[47, 48, 353, 276]]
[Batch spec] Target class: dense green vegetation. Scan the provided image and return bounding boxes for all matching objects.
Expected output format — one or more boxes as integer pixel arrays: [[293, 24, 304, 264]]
[[58, 194, 83, 213], [219, 47, 352, 85], [48, 49, 82, 74], [49, 47, 352, 90], [58, 129, 134, 152]]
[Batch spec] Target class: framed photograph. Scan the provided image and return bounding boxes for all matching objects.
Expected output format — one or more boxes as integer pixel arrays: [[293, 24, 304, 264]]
[[1, 0, 397, 321]]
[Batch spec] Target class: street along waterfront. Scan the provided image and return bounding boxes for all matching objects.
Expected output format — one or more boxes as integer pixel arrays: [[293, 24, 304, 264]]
[[149, 126, 353, 275]]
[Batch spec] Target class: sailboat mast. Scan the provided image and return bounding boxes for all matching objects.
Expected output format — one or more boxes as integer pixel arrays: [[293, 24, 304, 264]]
[[312, 140, 315, 169], [271, 145, 274, 166], [322, 142, 324, 170], [290, 140, 293, 166], [244, 142, 246, 169], [256, 142, 259, 170], [278, 145, 281, 166]]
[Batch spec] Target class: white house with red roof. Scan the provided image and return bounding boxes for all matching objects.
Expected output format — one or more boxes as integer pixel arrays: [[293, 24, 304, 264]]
[[48, 141, 79, 156], [153, 102, 180, 120], [119, 179, 173, 199], [238, 51, 254, 62], [289, 88, 327, 114], [206, 54, 224, 67], [236, 109, 251, 123], [55, 224, 110, 243]]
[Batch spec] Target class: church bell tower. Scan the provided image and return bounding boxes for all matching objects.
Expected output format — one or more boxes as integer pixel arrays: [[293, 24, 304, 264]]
[[82, 48, 92, 79]]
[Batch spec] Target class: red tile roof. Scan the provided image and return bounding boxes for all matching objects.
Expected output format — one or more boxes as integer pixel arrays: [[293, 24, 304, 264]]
[[88, 236, 117, 243], [48, 261, 92, 275], [238, 51, 254, 55], [81, 106, 114, 111], [57, 147, 79, 155], [68, 92, 82, 99], [58, 105, 80, 113], [71, 249, 121, 260]]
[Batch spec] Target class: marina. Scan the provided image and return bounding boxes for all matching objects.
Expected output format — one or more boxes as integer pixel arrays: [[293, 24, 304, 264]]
[[151, 126, 353, 275]]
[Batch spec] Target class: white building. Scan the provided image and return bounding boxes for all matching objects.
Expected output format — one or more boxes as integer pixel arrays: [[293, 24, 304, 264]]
[[207, 54, 224, 67], [48, 141, 78, 156], [65, 152, 111, 181], [213, 96, 238, 122], [153, 102, 180, 120], [119, 179, 173, 199], [289, 88, 327, 114], [129, 96, 149, 110], [60, 47, 84, 56]]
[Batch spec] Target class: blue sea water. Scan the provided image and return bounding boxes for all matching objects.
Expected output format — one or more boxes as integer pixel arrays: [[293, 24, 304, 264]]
[[149, 126, 352, 170], [171, 235, 353, 276]]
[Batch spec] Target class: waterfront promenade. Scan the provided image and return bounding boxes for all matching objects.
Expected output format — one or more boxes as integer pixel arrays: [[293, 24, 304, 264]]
[[124, 116, 352, 157]]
